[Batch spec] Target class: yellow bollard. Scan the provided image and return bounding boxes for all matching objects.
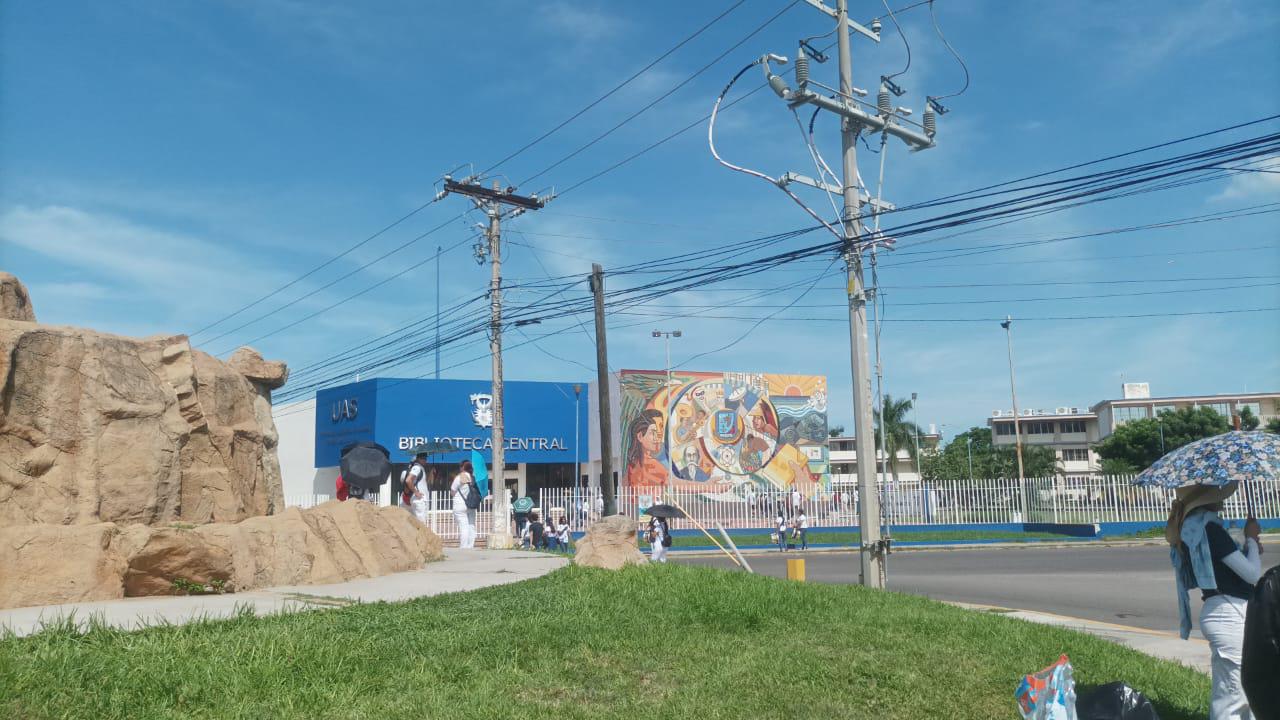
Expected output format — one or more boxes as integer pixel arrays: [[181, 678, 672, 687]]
[[786, 557, 806, 582]]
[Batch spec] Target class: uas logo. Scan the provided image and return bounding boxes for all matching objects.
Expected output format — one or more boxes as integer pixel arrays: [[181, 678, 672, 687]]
[[331, 398, 358, 422], [470, 393, 494, 428]]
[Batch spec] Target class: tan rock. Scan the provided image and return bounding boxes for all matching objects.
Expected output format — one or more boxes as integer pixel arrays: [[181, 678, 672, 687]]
[[0, 502, 446, 609], [0, 320, 284, 528], [227, 347, 289, 390], [573, 514, 647, 570], [123, 527, 235, 596], [0, 272, 35, 322], [0, 523, 126, 608]]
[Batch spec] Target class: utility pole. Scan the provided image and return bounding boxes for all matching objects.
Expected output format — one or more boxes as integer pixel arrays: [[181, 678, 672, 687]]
[[1001, 315, 1027, 520], [652, 330, 682, 387], [590, 263, 616, 516], [435, 245, 441, 380], [437, 175, 550, 548], [744, 0, 936, 588]]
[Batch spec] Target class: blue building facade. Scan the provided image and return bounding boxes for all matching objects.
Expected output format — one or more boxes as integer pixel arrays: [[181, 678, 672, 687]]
[[314, 378, 590, 497]]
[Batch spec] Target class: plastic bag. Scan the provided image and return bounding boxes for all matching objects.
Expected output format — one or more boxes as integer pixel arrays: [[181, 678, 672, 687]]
[[1076, 682, 1160, 720], [1016, 655, 1078, 720]]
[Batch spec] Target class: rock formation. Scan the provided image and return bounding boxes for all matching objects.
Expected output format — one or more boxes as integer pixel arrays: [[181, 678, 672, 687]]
[[0, 322, 285, 527], [0, 274, 445, 610], [573, 514, 647, 570], [0, 272, 35, 322], [0, 501, 444, 608]]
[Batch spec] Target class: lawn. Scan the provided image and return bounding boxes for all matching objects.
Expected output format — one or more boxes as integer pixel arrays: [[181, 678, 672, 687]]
[[653, 528, 1076, 549], [0, 564, 1207, 719]]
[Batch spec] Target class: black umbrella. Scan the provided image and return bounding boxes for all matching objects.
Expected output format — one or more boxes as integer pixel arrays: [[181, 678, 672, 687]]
[[644, 504, 687, 519], [339, 441, 392, 491]]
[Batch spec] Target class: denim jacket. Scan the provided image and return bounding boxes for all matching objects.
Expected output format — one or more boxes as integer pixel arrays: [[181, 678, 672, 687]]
[[1171, 508, 1221, 639]]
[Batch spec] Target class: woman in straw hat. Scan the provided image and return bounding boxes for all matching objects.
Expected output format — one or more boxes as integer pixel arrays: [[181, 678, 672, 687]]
[[1167, 481, 1264, 719]]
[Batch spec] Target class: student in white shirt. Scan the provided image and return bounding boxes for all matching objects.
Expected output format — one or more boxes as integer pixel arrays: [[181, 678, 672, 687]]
[[794, 510, 809, 550], [776, 512, 788, 552], [557, 515, 571, 549], [451, 461, 477, 549]]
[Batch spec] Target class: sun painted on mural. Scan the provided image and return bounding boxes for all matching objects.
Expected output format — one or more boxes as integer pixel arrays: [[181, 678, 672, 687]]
[[619, 370, 830, 500]]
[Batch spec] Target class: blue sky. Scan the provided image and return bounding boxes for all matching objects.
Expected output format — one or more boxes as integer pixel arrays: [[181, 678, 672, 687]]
[[2, 0, 1278, 438]]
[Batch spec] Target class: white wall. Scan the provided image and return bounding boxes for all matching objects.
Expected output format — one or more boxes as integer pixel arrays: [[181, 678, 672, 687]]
[[273, 399, 337, 501]]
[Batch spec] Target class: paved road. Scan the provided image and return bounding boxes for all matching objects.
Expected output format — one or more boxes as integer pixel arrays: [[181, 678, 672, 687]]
[[678, 544, 1278, 632]]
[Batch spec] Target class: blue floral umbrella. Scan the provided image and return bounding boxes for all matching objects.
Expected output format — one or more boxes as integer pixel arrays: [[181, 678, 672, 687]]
[[1134, 431, 1280, 489]]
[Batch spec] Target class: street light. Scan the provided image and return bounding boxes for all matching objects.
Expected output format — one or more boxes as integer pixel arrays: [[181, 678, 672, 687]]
[[966, 437, 974, 481], [652, 330, 682, 387], [1001, 316, 1028, 521], [573, 383, 582, 528], [1156, 415, 1165, 455], [911, 391, 921, 475]]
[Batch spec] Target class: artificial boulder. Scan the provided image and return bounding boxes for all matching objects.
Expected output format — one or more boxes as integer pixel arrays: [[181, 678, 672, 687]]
[[0, 272, 35, 322], [0, 319, 285, 527], [573, 514, 647, 570], [0, 501, 445, 609]]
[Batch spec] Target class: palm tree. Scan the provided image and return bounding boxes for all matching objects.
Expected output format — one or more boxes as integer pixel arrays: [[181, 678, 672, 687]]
[[874, 394, 925, 484]]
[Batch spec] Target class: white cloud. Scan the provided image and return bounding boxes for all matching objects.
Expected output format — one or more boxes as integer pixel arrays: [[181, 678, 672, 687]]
[[1212, 167, 1280, 202], [537, 2, 627, 43]]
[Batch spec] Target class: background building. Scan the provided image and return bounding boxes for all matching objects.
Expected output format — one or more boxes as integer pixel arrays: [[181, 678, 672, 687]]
[[277, 377, 588, 504]]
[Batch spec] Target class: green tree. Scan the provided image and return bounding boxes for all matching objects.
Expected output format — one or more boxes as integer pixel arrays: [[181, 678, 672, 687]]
[[1266, 417, 1280, 434], [1095, 406, 1230, 472], [828, 425, 845, 438], [921, 426, 1059, 481], [874, 394, 924, 483], [1239, 406, 1260, 431]]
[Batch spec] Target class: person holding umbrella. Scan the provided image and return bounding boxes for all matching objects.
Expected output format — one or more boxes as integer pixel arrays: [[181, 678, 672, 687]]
[[644, 504, 681, 563], [1141, 430, 1277, 719]]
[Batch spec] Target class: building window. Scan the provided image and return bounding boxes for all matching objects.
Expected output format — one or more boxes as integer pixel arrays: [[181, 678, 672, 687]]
[[1199, 402, 1230, 418], [1062, 448, 1089, 462], [1024, 421, 1054, 434], [1114, 406, 1149, 425], [831, 463, 855, 474], [1060, 420, 1086, 434], [829, 440, 854, 452], [994, 422, 1016, 436]]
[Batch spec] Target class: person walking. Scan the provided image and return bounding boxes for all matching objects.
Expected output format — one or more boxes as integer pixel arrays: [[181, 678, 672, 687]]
[[795, 509, 809, 550], [402, 451, 433, 525], [647, 515, 671, 563], [451, 460, 478, 549], [745, 485, 757, 519], [775, 511, 788, 552], [593, 493, 604, 520], [527, 512, 545, 550], [557, 514, 571, 550], [1167, 483, 1263, 720], [545, 515, 560, 551]]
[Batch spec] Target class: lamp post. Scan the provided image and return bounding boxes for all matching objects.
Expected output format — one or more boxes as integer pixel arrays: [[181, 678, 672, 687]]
[[1157, 416, 1165, 455], [652, 330, 682, 386], [911, 391, 921, 475], [966, 437, 974, 482], [1001, 316, 1027, 521]]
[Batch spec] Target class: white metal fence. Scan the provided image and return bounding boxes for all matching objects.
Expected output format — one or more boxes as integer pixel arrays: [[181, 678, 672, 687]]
[[537, 477, 1280, 533], [285, 476, 1280, 543]]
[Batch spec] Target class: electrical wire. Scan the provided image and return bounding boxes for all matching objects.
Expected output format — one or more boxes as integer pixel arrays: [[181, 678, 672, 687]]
[[881, 0, 912, 80], [928, 0, 968, 100]]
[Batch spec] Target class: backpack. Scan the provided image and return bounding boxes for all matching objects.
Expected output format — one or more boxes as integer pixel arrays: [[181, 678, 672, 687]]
[[462, 479, 482, 510]]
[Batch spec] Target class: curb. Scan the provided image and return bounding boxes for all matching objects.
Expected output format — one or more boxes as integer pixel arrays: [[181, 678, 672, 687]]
[[671, 538, 1165, 557]]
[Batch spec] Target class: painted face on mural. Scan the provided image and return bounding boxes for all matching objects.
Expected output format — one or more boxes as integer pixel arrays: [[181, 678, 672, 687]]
[[640, 422, 661, 456], [683, 445, 700, 469]]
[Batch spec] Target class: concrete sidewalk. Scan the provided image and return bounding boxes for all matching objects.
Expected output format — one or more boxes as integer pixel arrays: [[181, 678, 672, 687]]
[[951, 601, 1211, 673], [0, 549, 568, 638]]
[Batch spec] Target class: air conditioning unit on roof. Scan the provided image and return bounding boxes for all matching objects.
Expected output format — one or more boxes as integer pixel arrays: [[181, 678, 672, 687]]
[[992, 410, 1004, 417], [1070, 407, 1081, 414], [1055, 407, 1069, 414]]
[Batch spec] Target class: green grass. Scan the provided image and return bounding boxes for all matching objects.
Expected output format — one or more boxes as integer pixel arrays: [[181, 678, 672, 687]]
[[654, 528, 1076, 549], [0, 564, 1208, 719]]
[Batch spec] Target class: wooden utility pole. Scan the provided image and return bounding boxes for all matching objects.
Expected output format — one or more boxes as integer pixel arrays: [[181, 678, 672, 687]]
[[590, 263, 616, 516]]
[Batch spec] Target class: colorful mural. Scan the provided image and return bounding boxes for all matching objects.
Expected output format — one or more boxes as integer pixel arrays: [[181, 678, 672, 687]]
[[619, 370, 830, 499]]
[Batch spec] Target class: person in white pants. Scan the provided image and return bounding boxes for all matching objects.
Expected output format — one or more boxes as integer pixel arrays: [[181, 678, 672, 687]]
[[451, 460, 477, 549], [647, 516, 669, 563], [1167, 483, 1263, 720]]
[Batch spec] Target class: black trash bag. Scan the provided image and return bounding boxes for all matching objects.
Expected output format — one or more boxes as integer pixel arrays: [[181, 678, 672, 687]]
[[1243, 565, 1280, 720], [1076, 682, 1160, 720]]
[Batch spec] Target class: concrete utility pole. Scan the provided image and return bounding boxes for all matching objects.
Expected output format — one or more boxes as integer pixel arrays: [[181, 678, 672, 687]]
[[437, 176, 549, 548], [754, 0, 936, 588], [435, 245, 442, 379], [590, 263, 616, 516], [1001, 315, 1027, 519]]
